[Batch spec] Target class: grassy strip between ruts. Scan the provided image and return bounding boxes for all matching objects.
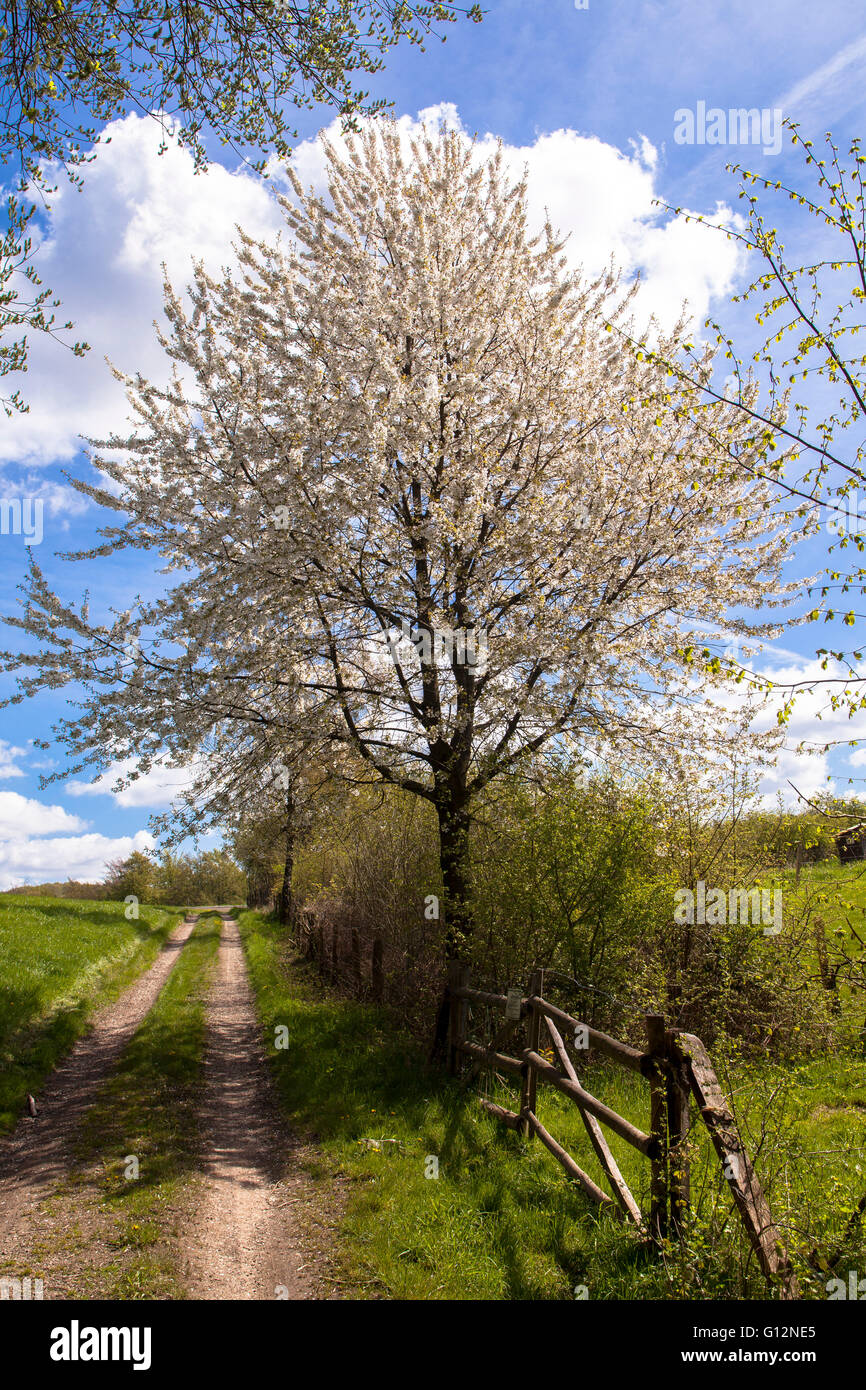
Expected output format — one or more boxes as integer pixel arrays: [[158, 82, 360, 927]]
[[56, 912, 223, 1299], [238, 910, 866, 1301], [0, 898, 187, 1134]]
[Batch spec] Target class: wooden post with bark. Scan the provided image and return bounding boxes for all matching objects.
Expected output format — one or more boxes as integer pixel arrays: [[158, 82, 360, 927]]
[[665, 1026, 691, 1234], [645, 1013, 669, 1241], [671, 1031, 798, 1297], [351, 928, 362, 996], [301, 911, 314, 959], [520, 969, 543, 1136]]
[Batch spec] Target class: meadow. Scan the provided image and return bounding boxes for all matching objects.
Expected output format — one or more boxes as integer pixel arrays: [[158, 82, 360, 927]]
[[0, 896, 183, 1132], [239, 896, 866, 1301]]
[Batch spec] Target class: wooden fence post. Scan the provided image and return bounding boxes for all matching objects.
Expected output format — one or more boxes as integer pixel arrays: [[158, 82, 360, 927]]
[[520, 969, 544, 1137], [351, 928, 362, 996], [371, 936, 384, 1002], [645, 1013, 669, 1242], [331, 927, 339, 984], [665, 1027, 691, 1234], [671, 1031, 799, 1297], [447, 961, 470, 1075], [316, 925, 325, 975]]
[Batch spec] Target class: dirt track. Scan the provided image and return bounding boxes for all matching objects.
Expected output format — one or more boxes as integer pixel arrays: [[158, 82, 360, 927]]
[[0, 909, 318, 1300], [182, 913, 312, 1300]]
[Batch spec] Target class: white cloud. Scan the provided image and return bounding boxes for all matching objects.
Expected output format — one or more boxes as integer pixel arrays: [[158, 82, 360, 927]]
[[0, 789, 150, 889], [3, 103, 743, 469], [0, 790, 87, 837], [495, 129, 740, 331], [2, 114, 285, 467], [0, 827, 154, 891], [756, 741, 832, 806], [0, 473, 93, 537], [718, 655, 866, 805], [0, 741, 27, 779], [67, 756, 201, 808]]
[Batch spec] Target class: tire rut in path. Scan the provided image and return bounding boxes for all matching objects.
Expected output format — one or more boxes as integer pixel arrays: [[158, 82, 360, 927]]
[[183, 913, 313, 1301], [0, 914, 198, 1246]]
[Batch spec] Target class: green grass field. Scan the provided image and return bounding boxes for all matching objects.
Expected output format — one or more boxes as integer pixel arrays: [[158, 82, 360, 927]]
[[4, 882, 863, 1300], [770, 858, 866, 922], [3, 913, 222, 1300], [239, 907, 866, 1301], [0, 896, 184, 1133]]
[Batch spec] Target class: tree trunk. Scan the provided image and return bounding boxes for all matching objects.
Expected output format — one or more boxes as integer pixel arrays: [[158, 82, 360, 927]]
[[277, 786, 295, 928], [437, 797, 472, 959], [430, 794, 472, 1060]]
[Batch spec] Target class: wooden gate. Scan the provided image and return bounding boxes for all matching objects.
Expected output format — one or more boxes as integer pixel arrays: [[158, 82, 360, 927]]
[[446, 964, 799, 1299]]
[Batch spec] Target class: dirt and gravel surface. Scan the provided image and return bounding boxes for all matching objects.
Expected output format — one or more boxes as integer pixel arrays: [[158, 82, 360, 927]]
[[0, 913, 197, 1247], [0, 909, 336, 1300], [181, 912, 314, 1300]]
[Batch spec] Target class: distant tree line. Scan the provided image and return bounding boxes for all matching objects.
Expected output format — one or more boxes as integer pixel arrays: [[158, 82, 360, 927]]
[[0, 878, 109, 899], [2, 846, 246, 904], [103, 848, 246, 905]]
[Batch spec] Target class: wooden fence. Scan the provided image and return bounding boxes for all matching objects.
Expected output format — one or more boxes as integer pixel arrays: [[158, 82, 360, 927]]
[[295, 910, 386, 1001], [447, 964, 799, 1299]]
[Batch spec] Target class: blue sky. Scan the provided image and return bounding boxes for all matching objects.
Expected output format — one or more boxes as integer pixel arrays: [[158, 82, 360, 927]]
[[1, 0, 865, 887]]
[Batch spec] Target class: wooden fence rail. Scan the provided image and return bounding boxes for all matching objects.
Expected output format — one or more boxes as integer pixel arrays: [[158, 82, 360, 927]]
[[447, 965, 799, 1299]]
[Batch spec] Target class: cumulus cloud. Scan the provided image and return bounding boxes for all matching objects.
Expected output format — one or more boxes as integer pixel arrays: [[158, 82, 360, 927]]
[[2, 113, 285, 467], [0, 741, 28, 779], [3, 103, 742, 469], [67, 756, 202, 809], [712, 653, 866, 806], [0, 788, 162, 889], [0, 828, 154, 891], [0, 791, 87, 838]]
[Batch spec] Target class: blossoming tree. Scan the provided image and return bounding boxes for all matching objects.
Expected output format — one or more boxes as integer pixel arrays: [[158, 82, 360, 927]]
[[3, 122, 801, 960]]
